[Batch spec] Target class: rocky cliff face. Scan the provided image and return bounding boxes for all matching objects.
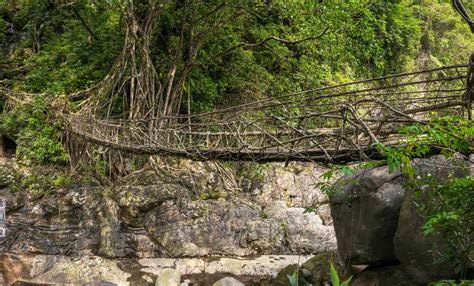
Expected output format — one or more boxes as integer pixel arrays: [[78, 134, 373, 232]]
[[0, 159, 336, 259]]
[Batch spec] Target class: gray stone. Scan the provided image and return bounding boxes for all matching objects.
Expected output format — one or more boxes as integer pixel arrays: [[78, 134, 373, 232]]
[[212, 277, 245, 286], [330, 165, 404, 264], [1, 254, 131, 285], [139, 255, 313, 278], [300, 252, 343, 285], [143, 275, 154, 284], [394, 156, 469, 284], [0, 158, 336, 258], [351, 266, 416, 286], [146, 199, 335, 256], [330, 155, 470, 272], [271, 263, 299, 286]]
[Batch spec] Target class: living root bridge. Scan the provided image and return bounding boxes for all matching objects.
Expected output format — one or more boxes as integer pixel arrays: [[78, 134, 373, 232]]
[[66, 64, 471, 163]]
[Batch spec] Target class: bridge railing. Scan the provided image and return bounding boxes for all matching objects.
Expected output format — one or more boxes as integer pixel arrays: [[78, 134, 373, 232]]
[[66, 64, 469, 162]]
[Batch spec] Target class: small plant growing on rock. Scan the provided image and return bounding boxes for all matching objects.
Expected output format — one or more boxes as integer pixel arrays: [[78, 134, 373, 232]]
[[287, 270, 312, 286], [329, 261, 352, 286]]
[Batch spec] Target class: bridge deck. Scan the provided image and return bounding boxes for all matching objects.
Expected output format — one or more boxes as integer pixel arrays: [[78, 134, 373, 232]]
[[66, 64, 471, 163]]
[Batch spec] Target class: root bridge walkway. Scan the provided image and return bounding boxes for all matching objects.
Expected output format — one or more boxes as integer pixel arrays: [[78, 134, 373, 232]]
[[67, 64, 472, 163]]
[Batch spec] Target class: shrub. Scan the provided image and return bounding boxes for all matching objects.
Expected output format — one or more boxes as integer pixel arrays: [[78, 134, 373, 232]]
[[0, 96, 68, 165]]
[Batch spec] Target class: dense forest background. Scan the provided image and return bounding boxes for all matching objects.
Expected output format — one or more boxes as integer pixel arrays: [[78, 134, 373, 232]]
[[0, 0, 473, 164]]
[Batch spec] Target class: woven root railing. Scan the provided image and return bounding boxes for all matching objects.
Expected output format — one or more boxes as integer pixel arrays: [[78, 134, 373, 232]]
[[65, 64, 470, 163]]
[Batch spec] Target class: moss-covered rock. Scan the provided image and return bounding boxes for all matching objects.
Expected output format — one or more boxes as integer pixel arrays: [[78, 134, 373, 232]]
[[271, 252, 342, 286]]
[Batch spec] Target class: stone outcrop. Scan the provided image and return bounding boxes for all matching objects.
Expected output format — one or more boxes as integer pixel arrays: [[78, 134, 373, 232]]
[[145, 199, 335, 257], [156, 269, 181, 286], [270, 251, 342, 286], [330, 155, 472, 284], [0, 160, 336, 276], [330, 166, 404, 264], [139, 255, 313, 278]]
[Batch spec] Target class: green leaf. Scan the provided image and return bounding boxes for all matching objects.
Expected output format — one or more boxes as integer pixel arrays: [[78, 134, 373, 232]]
[[287, 272, 298, 286], [341, 276, 353, 286], [330, 262, 340, 286]]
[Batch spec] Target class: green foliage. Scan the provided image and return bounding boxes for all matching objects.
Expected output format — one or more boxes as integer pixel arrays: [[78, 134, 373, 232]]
[[412, 0, 474, 67], [330, 261, 352, 286], [287, 271, 298, 286], [4, 0, 466, 113], [19, 2, 121, 94], [375, 116, 474, 177], [7, 166, 74, 197], [317, 160, 384, 196], [419, 176, 474, 276], [0, 96, 68, 164], [1, 1, 473, 167], [286, 269, 312, 286]]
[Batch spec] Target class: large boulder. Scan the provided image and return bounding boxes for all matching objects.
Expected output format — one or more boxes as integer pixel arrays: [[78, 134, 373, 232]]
[[330, 155, 471, 283], [329, 166, 405, 264], [394, 156, 470, 284]]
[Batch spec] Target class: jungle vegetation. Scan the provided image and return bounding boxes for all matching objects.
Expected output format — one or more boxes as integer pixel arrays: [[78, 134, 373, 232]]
[[0, 0, 473, 164], [0, 1, 473, 282]]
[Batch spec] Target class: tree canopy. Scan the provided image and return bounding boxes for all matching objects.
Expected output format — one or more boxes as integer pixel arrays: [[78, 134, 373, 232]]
[[0, 0, 473, 163]]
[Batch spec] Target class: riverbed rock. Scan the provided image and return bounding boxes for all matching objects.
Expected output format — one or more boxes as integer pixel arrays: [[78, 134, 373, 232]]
[[212, 277, 245, 286], [1, 254, 131, 285], [329, 165, 405, 265], [156, 269, 181, 286], [139, 255, 313, 278], [249, 163, 332, 224], [394, 156, 470, 284]]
